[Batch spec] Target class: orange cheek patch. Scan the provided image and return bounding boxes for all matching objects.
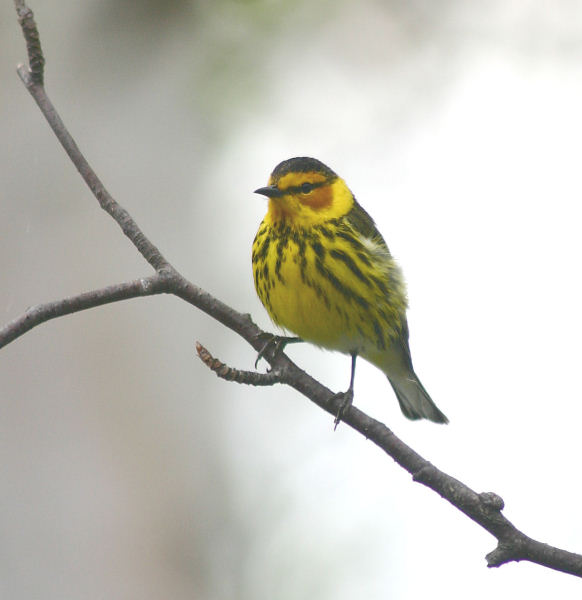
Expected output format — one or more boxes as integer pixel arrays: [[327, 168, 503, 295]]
[[302, 186, 332, 210]]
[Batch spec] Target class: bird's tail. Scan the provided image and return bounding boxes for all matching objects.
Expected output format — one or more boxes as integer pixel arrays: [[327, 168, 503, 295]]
[[388, 372, 448, 424]]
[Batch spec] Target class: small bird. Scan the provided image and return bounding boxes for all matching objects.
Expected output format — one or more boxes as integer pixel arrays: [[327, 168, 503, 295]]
[[252, 157, 448, 425]]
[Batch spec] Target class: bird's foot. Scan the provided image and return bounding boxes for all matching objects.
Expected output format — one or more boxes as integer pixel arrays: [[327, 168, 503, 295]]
[[333, 387, 354, 430], [254, 334, 302, 369]]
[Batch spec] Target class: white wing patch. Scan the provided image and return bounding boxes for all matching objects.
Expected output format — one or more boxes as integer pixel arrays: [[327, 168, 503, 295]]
[[360, 235, 391, 260]]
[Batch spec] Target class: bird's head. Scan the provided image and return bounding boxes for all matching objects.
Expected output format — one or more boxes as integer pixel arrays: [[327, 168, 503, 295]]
[[255, 157, 354, 225]]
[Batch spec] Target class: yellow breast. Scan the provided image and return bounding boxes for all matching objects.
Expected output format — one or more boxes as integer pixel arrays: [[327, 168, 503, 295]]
[[252, 216, 408, 357]]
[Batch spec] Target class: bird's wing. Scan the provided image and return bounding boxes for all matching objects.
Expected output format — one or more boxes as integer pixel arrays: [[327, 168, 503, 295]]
[[346, 198, 414, 367], [345, 198, 391, 253]]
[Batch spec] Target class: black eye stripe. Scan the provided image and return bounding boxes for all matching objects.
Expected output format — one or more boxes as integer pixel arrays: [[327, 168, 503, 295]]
[[281, 181, 327, 194]]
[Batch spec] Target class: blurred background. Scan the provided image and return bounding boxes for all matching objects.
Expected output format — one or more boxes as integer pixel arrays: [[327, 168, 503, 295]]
[[1, 1, 582, 598]]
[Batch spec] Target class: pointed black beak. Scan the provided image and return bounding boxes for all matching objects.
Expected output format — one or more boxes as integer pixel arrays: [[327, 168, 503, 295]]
[[254, 185, 283, 198]]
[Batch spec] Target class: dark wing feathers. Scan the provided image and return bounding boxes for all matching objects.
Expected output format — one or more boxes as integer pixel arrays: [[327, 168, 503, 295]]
[[345, 198, 390, 252]]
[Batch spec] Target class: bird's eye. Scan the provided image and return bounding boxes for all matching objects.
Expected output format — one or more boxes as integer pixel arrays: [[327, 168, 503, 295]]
[[300, 182, 313, 194]]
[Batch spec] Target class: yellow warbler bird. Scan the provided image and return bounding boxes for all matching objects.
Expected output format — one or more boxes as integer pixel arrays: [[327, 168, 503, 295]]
[[252, 157, 448, 425]]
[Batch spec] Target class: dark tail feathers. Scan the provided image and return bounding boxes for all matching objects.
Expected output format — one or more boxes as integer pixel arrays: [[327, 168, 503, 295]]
[[388, 372, 448, 424]]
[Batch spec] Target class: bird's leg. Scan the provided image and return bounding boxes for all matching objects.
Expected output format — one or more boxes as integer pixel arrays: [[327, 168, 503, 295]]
[[254, 333, 303, 369], [334, 353, 357, 430]]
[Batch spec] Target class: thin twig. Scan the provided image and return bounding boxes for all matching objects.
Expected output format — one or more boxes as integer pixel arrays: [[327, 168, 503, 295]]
[[196, 342, 281, 385], [14, 4, 169, 273], [0, 275, 171, 349], [14, 0, 44, 84]]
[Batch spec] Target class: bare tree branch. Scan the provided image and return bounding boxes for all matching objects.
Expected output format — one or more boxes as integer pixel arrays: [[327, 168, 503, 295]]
[[14, 1, 169, 273], [198, 346, 582, 576], [0, 275, 171, 349], [196, 342, 282, 386], [14, 0, 43, 84], [7, 0, 582, 580]]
